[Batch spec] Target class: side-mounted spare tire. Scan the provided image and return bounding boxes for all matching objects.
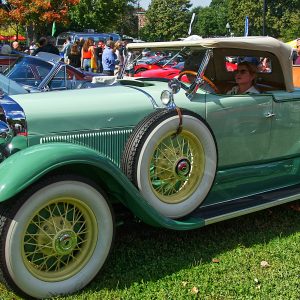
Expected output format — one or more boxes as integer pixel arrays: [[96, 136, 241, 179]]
[[122, 108, 217, 219]]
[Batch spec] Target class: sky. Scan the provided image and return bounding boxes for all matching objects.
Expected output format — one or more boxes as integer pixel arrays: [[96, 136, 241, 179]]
[[138, 0, 211, 9]]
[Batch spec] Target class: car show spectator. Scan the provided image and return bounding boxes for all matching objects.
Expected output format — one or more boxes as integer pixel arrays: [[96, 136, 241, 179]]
[[44, 36, 60, 55], [29, 41, 37, 55], [68, 42, 81, 68], [114, 40, 124, 75], [62, 36, 72, 64], [32, 37, 47, 56], [122, 38, 136, 77], [102, 40, 116, 76], [95, 40, 104, 73], [1, 44, 12, 55], [78, 37, 85, 55], [31, 36, 59, 56], [12, 41, 21, 52], [293, 38, 300, 65], [227, 61, 260, 94], [124, 50, 136, 77], [81, 37, 96, 72], [258, 57, 271, 73]]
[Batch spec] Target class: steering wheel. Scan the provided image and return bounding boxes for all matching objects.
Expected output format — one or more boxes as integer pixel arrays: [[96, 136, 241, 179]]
[[178, 70, 197, 83], [178, 70, 220, 94]]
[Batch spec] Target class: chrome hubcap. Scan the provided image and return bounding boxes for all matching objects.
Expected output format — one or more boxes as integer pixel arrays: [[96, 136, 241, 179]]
[[175, 158, 191, 177]]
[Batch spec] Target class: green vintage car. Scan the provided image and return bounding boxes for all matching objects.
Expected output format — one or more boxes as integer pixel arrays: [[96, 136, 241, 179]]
[[0, 36, 299, 298]]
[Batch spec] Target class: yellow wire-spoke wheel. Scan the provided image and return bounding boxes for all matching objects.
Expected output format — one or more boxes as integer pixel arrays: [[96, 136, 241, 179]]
[[22, 196, 98, 282], [122, 109, 217, 218], [150, 129, 205, 204]]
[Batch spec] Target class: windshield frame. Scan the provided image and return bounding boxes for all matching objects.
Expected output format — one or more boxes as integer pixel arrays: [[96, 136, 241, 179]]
[[121, 46, 212, 98]]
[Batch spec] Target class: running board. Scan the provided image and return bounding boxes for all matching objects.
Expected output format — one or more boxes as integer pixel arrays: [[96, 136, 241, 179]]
[[182, 184, 300, 225]]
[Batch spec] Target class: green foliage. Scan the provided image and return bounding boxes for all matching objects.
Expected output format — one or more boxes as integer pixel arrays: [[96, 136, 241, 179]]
[[68, 0, 137, 36], [193, 0, 300, 41], [195, 5, 228, 37], [140, 0, 192, 42]]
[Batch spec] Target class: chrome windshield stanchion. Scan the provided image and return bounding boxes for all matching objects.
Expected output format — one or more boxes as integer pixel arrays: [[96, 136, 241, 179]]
[[186, 49, 213, 99]]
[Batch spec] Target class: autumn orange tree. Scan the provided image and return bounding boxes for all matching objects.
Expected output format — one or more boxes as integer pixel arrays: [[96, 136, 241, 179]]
[[0, 0, 79, 41]]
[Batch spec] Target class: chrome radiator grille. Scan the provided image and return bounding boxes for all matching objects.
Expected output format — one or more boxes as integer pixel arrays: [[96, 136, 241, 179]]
[[40, 128, 133, 166]]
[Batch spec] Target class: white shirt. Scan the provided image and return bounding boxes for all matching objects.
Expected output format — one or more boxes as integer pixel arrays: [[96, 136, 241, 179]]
[[227, 85, 260, 95]]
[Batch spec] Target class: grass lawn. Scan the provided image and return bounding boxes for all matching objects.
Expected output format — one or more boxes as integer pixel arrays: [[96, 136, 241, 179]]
[[1, 200, 299, 300]]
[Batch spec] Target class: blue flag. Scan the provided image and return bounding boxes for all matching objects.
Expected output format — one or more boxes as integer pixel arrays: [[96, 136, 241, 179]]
[[244, 16, 249, 36]]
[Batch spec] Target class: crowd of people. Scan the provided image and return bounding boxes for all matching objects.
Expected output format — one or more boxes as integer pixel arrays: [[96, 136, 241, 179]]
[[0, 36, 59, 56], [60, 36, 135, 76], [0, 40, 24, 54], [0, 35, 137, 77]]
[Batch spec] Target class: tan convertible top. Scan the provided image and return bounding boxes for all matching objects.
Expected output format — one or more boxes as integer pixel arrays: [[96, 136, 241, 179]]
[[128, 36, 294, 91]]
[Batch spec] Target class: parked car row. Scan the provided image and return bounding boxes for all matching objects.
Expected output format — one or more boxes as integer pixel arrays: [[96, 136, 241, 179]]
[[0, 36, 299, 299], [0, 52, 104, 94]]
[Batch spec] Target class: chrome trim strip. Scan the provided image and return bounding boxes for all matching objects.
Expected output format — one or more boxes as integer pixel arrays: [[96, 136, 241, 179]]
[[125, 85, 159, 108], [186, 49, 213, 100], [38, 62, 64, 90], [204, 193, 300, 225]]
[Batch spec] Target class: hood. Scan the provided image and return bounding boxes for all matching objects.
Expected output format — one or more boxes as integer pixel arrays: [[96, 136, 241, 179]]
[[11, 83, 162, 137]]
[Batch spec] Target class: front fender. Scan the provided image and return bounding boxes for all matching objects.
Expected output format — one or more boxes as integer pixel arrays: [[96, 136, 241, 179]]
[[0, 143, 205, 230]]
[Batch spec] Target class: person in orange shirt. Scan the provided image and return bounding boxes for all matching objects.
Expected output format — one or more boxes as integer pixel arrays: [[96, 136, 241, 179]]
[[81, 38, 97, 71]]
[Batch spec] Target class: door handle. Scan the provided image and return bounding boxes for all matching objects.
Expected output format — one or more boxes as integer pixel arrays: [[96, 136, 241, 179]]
[[265, 112, 275, 118]]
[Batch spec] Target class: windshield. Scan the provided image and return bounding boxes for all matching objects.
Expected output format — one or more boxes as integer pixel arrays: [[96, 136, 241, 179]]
[[0, 73, 28, 95], [125, 47, 206, 86], [3, 56, 53, 87]]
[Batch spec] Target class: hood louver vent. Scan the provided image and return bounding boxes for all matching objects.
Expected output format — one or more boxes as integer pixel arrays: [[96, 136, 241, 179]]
[[40, 128, 133, 166]]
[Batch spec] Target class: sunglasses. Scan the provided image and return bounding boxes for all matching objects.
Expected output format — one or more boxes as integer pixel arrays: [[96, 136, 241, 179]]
[[234, 69, 249, 75]]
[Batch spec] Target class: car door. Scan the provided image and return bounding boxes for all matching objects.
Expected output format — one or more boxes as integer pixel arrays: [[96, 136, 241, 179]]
[[204, 93, 273, 168], [268, 91, 300, 159]]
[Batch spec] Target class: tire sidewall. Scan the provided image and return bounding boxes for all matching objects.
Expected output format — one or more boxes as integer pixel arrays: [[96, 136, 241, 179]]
[[137, 114, 217, 218], [5, 180, 114, 299]]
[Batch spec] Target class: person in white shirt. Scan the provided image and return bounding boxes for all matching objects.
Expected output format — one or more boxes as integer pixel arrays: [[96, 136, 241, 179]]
[[227, 61, 260, 94]]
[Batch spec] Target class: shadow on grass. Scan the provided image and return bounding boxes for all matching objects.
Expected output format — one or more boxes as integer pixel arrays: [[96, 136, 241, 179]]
[[87, 200, 300, 292]]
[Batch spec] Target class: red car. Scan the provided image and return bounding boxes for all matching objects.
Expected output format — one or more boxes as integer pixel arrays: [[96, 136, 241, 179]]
[[135, 62, 184, 79], [134, 55, 184, 74]]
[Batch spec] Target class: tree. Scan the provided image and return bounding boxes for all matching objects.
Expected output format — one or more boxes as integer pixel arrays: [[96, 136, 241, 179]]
[[192, 0, 300, 41], [68, 0, 137, 35], [194, 3, 228, 37], [226, 0, 300, 39], [140, 0, 192, 42], [0, 0, 79, 41]]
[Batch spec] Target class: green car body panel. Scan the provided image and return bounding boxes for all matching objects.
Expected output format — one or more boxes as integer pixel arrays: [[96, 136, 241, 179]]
[[0, 142, 206, 230], [2, 81, 300, 229]]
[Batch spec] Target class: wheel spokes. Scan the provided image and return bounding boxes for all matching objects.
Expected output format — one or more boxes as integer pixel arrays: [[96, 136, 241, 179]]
[[150, 130, 205, 203], [23, 199, 93, 276]]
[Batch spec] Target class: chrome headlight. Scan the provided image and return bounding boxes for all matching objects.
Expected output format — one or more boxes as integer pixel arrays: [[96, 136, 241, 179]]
[[168, 78, 181, 94], [0, 120, 13, 147], [160, 90, 172, 106]]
